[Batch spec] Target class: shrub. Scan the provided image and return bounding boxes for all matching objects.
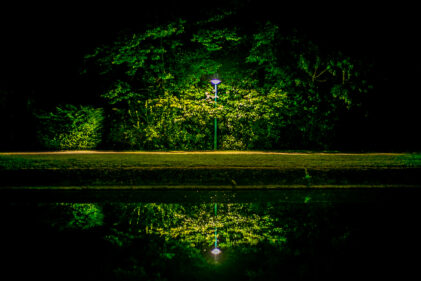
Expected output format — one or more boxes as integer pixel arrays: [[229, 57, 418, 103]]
[[36, 105, 104, 150]]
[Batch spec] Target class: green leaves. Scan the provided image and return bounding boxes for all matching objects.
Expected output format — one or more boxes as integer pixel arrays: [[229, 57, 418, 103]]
[[83, 15, 373, 150], [192, 28, 241, 51], [102, 80, 137, 104], [36, 105, 104, 150], [246, 23, 278, 66]]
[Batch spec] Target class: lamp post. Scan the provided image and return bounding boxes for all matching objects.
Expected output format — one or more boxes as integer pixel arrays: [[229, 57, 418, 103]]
[[211, 203, 221, 256], [210, 79, 221, 150]]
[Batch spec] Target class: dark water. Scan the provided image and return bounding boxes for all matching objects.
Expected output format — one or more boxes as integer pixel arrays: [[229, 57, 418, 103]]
[[1, 188, 420, 280]]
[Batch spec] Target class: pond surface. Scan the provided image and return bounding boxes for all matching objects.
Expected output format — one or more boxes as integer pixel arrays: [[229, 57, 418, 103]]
[[1, 188, 420, 281]]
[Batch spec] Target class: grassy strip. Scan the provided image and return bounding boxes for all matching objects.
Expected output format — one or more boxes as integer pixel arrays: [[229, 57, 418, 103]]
[[1, 151, 420, 169], [1, 152, 420, 187]]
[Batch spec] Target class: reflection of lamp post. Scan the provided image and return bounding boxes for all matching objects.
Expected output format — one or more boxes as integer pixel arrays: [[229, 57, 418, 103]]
[[211, 203, 221, 256], [210, 79, 221, 150]]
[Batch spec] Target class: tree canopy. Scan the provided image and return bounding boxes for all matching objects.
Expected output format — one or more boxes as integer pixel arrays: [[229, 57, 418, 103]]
[[81, 12, 372, 150]]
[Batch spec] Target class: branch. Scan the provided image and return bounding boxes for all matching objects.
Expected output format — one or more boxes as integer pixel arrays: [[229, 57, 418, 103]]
[[312, 67, 328, 83], [312, 65, 319, 81], [315, 68, 328, 79]]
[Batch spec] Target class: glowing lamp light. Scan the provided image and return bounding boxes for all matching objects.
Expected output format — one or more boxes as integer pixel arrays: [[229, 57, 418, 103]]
[[210, 79, 222, 85], [211, 248, 222, 255]]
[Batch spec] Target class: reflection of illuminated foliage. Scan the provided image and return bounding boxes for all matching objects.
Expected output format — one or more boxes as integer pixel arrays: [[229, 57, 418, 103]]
[[112, 203, 286, 250], [55, 203, 104, 230], [52, 202, 286, 251], [27, 201, 367, 280]]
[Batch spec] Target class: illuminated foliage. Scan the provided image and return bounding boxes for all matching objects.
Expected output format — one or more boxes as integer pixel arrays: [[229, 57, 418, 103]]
[[35, 105, 104, 150], [84, 14, 372, 150]]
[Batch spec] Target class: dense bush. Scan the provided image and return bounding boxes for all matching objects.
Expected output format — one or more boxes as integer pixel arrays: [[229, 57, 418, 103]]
[[102, 85, 288, 150], [103, 92, 214, 150], [36, 105, 104, 150]]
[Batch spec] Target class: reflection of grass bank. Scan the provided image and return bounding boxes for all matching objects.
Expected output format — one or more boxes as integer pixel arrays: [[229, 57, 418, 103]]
[[1, 167, 421, 187], [0, 152, 420, 187]]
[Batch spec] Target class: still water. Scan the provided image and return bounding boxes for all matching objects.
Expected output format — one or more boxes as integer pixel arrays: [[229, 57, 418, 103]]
[[1, 188, 420, 280]]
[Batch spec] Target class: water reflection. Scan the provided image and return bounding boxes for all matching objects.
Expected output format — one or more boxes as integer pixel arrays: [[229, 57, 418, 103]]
[[212, 203, 221, 257], [1, 189, 421, 280], [54, 202, 286, 256]]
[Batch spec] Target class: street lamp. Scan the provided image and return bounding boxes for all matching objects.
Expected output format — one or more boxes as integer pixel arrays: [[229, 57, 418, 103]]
[[210, 79, 221, 150]]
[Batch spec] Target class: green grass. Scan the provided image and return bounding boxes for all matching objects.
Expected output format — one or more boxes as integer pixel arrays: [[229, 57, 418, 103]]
[[1, 151, 420, 170], [1, 151, 420, 188]]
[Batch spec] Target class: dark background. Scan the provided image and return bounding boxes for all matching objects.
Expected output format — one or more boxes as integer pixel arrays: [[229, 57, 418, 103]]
[[1, 1, 419, 151]]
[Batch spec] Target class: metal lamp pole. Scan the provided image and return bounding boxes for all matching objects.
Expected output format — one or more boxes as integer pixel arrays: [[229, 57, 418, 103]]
[[210, 79, 221, 150]]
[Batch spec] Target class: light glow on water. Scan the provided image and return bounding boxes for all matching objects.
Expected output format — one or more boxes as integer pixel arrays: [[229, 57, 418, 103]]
[[211, 248, 222, 255]]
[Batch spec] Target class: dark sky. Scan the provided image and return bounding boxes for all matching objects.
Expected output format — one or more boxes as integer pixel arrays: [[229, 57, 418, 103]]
[[1, 1, 418, 105]]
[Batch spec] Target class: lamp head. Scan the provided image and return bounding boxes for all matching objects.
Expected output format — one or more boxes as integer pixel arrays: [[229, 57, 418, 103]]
[[210, 79, 221, 85]]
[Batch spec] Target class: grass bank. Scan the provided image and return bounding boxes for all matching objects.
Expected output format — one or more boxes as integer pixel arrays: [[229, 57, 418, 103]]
[[1, 151, 420, 188]]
